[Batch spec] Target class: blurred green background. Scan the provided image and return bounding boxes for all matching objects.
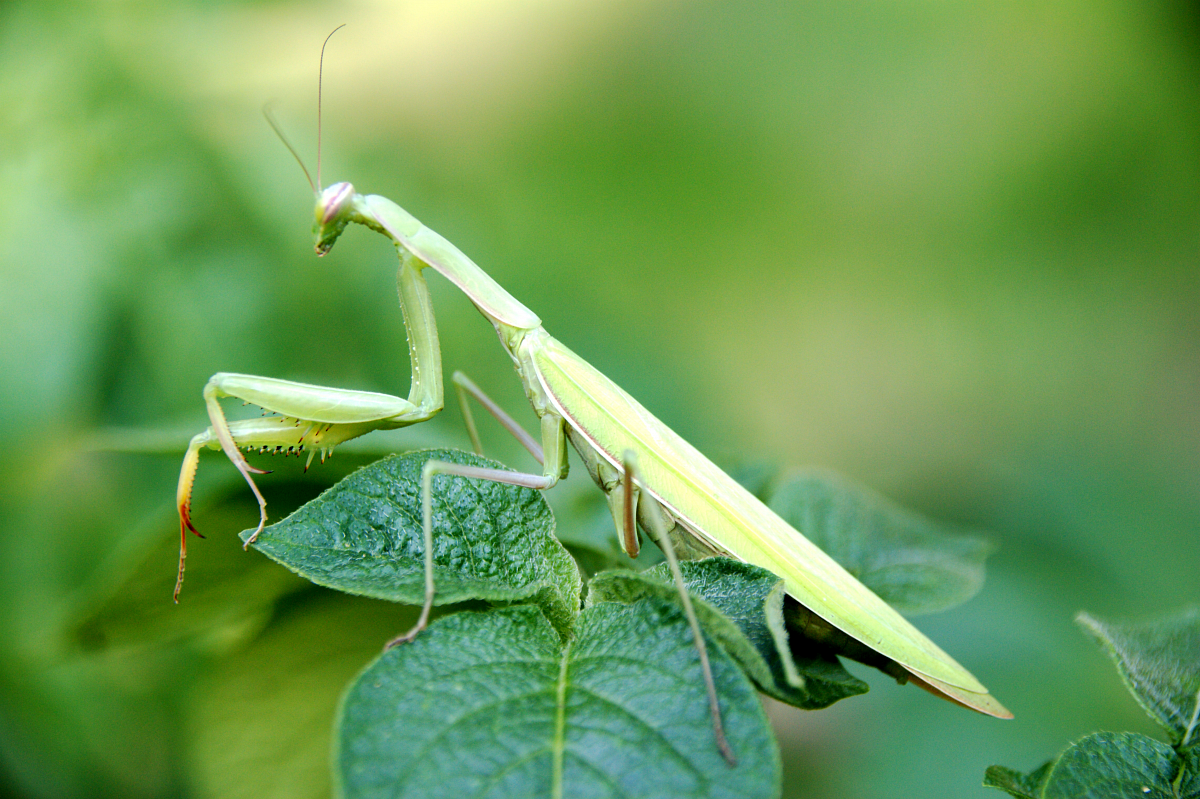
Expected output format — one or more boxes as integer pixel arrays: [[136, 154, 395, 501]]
[[3, 0, 1199, 796]]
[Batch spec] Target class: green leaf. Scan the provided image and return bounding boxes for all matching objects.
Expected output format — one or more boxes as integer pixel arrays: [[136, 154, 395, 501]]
[[588, 560, 867, 709], [241, 449, 583, 637], [336, 602, 780, 799], [983, 761, 1054, 798], [987, 736, 1200, 799], [1041, 732, 1198, 799], [1179, 747, 1200, 797], [1077, 607, 1200, 748], [766, 469, 993, 616]]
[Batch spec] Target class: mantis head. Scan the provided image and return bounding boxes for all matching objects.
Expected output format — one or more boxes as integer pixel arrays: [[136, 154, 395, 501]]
[[315, 181, 356, 255]]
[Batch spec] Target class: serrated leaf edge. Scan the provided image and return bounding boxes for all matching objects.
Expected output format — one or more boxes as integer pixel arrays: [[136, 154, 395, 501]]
[[1077, 611, 1200, 745]]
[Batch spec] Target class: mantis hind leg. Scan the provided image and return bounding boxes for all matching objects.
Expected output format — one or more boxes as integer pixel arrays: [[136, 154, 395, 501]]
[[452, 370, 544, 463], [620, 452, 736, 767], [400, 375, 736, 763]]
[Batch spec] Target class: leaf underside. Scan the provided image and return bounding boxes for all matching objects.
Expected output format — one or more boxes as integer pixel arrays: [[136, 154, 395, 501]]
[[983, 761, 1054, 799], [768, 469, 992, 616], [588, 560, 867, 709]]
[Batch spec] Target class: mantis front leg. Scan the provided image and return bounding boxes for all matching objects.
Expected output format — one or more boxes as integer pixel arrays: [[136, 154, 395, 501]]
[[174, 252, 444, 600]]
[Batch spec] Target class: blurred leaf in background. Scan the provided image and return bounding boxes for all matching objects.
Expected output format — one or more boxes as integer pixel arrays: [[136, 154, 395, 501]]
[[2, 0, 1199, 797]]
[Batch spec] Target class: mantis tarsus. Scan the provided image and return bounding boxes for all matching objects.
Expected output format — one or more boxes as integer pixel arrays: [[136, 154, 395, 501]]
[[175, 32, 1011, 768]]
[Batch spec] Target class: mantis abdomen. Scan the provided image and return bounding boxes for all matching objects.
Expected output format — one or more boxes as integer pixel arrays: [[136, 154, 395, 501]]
[[525, 329, 1011, 718]]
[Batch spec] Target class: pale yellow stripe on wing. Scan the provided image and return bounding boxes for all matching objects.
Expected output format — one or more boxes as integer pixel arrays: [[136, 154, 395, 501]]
[[526, 331, 987, 695]]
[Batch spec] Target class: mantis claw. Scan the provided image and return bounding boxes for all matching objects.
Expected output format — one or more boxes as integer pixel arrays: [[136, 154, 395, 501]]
[[179, 492, 200, 536], [243, 504, 268, 550], [174, 512, 207, 602], [175, 369, 441, 600], [174, 439, 208, 600], [382, 630, 416, 649]]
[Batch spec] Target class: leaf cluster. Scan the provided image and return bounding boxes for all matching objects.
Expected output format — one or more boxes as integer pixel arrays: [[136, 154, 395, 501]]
[[985, 607, 1200, 799], [231, 449, 992, 798], [76, 447, 994, 798]]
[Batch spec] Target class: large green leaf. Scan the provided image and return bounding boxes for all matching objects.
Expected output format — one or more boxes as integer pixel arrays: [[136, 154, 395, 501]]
[[336, 602, 780, 799], [986, 734, 1198, 799], [1077, 608, 1200, 748], [767, 469, 993, 616], [241, 449, 583, 637], [1044, 732, 1198, 799]]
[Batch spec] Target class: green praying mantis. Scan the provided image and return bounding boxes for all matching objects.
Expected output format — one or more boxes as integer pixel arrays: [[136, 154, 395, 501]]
[[174, 33, 1010, 767]]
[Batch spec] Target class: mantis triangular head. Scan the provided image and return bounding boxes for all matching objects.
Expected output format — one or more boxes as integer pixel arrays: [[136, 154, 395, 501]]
[[315, 181, 355, 255]]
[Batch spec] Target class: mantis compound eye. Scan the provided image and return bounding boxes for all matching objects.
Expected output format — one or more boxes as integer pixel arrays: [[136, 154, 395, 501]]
[[318, 181, 354, 224], [314, 181, 355, 255]]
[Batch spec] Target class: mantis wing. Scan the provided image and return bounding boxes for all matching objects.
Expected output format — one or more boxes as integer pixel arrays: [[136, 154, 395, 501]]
[[525, 330, 1010, 718]]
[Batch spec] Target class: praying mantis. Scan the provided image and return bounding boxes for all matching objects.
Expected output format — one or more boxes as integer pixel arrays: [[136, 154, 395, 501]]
[[174, 34, 1010, 767]]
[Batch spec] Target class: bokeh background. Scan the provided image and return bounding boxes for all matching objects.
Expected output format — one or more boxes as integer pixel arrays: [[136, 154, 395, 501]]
[[3, 1, 1199, 797]]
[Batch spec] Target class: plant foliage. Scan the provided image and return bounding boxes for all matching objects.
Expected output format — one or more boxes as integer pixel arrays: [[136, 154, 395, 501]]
[[83, 448, 993, 798], [985, 606, 1200, 799]]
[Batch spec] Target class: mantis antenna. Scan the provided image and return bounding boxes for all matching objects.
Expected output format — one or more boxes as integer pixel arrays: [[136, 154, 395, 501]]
[[316, 24, 345, 192], [262, 23, 346, 196], [263, 105, 315, 195]]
